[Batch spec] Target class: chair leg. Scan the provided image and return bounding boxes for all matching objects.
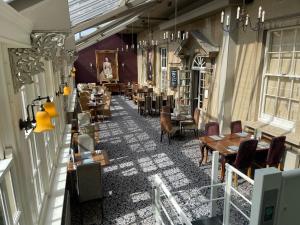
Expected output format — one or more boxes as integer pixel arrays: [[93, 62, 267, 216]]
[[247, 167, 252, 178], [234, 173, 238, 188], [160, 130, 163, 142], [194, 129, 197, 137], [168, 134, 171, 145]]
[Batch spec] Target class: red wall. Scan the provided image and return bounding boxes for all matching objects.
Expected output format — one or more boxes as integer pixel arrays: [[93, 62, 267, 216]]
[[74, 34, 137, 84]]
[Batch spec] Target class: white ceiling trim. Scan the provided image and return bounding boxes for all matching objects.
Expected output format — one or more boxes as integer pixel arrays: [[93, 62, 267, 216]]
[[72, 0, 158, 34], [159, 0, 230, 30], [76, 15, 139, 51]]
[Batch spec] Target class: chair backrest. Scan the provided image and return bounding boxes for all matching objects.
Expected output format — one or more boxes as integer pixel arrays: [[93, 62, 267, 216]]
[[266, 136, 286, 166], [145, 96, 152, 110], [234, 139, 258, 169], [78, 112, 91, 127], [230, 120, 242, 134], [205, 122, 219, 136], [193, 108, 201, 126], [77, 162, 102, 203], [167, 95, 174, 108], [78, 134, 95, 153], [161, 105, 170, 113], [160, 112, 172, 133]]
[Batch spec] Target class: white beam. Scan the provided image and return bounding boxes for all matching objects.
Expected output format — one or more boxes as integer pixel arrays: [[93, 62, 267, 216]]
[[76, 15, 139, 51], [159, 0, 230, 30], [72, 0, 158, 34]]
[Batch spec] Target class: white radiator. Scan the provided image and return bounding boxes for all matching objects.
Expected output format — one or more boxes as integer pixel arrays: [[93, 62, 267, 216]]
[[284, 150, 300, 170]]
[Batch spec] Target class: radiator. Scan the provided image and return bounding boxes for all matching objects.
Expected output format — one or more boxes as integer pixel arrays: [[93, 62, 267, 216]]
[[284, 150, 300, 170]]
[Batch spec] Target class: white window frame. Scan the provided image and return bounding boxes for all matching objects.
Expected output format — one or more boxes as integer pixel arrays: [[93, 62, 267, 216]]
[[259, 26, 300, 131], [0, 158, 22, 225], [160, 48, 168, 93]]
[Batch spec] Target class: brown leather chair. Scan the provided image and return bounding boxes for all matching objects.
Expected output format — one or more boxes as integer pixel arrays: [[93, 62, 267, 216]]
[[230, 120, 242, 134], [160, 112, 179, 144], [232, 139, 258, 186], [180, 108, 200, 137]]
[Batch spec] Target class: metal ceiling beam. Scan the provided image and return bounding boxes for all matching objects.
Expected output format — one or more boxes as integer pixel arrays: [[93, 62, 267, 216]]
[[72, 0, 159, 34], [76, 12, 138, 44], [159, 0, 231, 30], [76, 15, 140, 51]]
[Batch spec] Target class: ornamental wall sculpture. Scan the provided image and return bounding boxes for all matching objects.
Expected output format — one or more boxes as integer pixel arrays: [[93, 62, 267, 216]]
[[8, 32, 75, 92]]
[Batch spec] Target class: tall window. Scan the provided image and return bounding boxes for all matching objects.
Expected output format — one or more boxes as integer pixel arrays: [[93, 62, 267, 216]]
[[160, 48, 168, 93], [261, 27, 300, 129], [0, 158, 22, 225]]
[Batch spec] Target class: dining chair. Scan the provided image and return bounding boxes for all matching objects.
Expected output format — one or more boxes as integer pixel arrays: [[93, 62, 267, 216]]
[[160, 112, 180, 144], [205, 122, 220, 136], [233, 139, 258, 187], [161, 105, 171, 113], [230, 120, 242, 134], [180, 108, 200, 137], [78, 134, 95, 153], [255, 136, 286, 169], [119, 83, 126, 96], [167, 95, 174, 112], [76, 162, 103, 223]]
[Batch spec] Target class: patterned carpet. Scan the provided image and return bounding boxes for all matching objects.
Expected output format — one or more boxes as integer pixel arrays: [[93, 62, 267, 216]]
[[70, 96, 252, 225]]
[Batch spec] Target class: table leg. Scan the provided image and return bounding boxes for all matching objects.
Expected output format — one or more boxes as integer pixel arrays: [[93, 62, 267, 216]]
[[199, 143, 206, 166], [221, 156, 227, 182]]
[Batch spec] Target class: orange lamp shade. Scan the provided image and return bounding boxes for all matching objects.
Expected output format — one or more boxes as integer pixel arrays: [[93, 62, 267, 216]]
[[44, 101, 58, 118], [34, 111, 54, 133], [63, 86, 72, 96]]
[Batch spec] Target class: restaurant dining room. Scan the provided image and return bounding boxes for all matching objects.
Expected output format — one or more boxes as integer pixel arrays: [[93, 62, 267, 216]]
[[0, 0, 300, 225]]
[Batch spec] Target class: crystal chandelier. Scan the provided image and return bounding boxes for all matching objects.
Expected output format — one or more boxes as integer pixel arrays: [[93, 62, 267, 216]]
[[221, 1, 265, 32]]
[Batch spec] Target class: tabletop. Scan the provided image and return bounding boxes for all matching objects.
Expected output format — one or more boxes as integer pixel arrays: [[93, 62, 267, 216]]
[[67, 150, 109, 172], [204, 134, 270, 156]]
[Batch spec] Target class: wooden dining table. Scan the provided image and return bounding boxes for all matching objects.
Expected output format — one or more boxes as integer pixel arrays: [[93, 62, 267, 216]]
[[199, 133, 271, 181], [67, 150, 110, 173]]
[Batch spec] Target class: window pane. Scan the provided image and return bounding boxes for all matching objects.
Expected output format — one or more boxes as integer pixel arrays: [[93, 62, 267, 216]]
[[4, 171, 17, 220], [266, 77, 278, 96], [290, 101, 299, 121], [266, 53, 279, 74], [292, 79, 300, 99], [294, 53, 300, 75], [295, 28, 300, 51], [280, 53, 292, 75], [264, 96, 275, 115], [281, 29, 295, 51], [276, 98, 289, 119], [278, 77, 291, 98], [270, 31, 281, 52]]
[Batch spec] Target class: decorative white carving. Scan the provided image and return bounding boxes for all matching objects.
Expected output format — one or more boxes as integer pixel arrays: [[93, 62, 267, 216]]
[[8, 32, 68, 92]]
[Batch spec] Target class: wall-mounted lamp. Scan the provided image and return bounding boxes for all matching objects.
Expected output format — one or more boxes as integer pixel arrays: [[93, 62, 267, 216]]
[[121, 62, 125, 72], [56, 83, 72, 96], [19, 96, 57, 132], [70, 67, 76, 77]]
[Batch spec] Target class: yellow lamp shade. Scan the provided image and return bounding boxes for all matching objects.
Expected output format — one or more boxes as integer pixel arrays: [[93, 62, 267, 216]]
[[44, 101, 58, 118], [34, 111, 54, 133], [71, 71, 76, 77], [72, 67, 76, 72], [63, 86, 72, 96]]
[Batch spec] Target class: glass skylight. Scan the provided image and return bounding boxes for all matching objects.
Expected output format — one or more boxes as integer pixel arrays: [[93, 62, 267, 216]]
[[68, 0, 120, 27]]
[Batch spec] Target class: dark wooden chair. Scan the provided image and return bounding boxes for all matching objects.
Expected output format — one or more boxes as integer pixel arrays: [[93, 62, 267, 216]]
[[230, 120, 242, 134], [180, 108, 200, 137], [166, 95, 174, 112], [119, 83, 126, 96], [160, 112, 179, 144], [205, 122, 220, 136], [232, 139, 258, 186], [255, 136, 286, 170]]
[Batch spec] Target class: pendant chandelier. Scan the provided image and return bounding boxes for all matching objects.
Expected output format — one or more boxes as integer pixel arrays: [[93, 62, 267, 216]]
[[162, 0, 188, 42], [221, 0, 265, 32], [137, 15, 158, 50]]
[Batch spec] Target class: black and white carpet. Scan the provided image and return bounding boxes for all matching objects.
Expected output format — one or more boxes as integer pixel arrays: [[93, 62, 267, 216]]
[[71, 96, 252, 225]]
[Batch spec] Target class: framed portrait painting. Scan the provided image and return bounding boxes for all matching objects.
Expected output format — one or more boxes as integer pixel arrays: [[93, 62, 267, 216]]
[[95, 50, 119, 83], [146, 47, 156, 85]]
